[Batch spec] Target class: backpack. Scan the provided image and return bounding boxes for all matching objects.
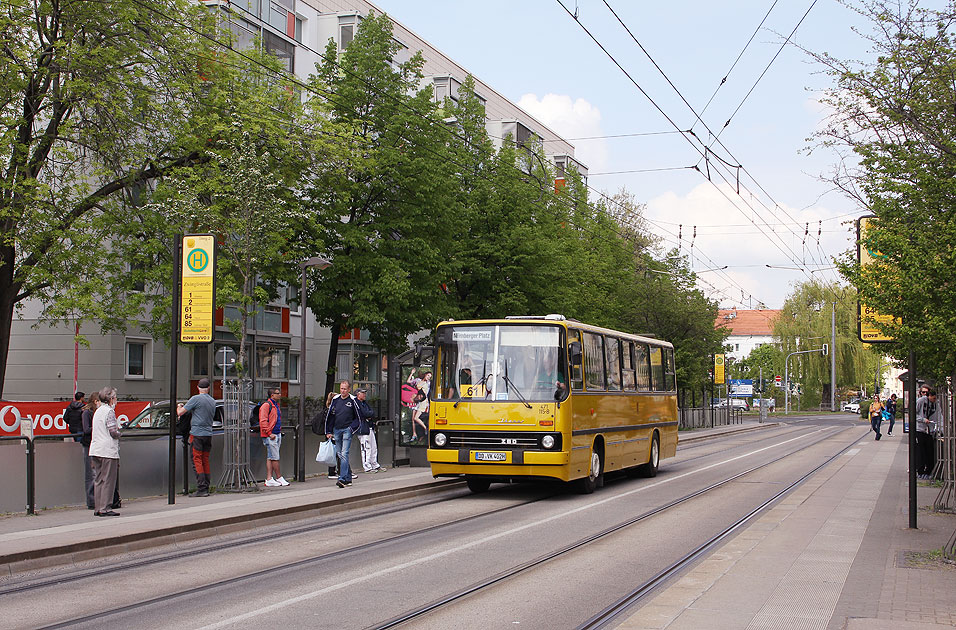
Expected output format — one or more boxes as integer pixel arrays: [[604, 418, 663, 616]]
[[401, 383, 418, 407], [250, 401, 264, 431], [176, 409, 192, 440], [310, 409, 326, 436]]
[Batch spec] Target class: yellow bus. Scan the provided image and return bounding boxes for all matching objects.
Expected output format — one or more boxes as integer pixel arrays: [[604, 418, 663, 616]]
[[426, 315, 679, 493]]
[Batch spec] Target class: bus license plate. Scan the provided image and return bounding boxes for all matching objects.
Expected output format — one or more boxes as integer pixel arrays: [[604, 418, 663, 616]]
[[474, 451, 507, 462]]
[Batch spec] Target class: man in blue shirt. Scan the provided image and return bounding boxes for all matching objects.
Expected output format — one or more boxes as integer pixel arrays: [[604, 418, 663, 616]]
[[177, 378, 216, 497], [324, 380, 362, 488]]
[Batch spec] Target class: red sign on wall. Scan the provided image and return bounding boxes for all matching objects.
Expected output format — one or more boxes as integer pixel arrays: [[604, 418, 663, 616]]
[[0, 401, 151, 437]]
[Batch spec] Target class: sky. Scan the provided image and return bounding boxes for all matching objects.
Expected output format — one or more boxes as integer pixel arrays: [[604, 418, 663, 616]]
[[369, 0, 879, 310]]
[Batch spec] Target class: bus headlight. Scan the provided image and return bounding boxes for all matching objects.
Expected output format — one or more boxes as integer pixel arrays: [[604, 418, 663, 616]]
[[542, 434, 555, 449], [434, 432, 447, 447]]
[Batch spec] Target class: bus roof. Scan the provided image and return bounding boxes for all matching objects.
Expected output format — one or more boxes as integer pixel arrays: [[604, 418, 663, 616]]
[[436, 317, 674, 349]]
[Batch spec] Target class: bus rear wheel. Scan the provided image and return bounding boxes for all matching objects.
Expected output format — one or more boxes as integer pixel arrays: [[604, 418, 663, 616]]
[[466, 478, 491, 494], [577, 449, 603, 494], [636, 434, 660, 478]]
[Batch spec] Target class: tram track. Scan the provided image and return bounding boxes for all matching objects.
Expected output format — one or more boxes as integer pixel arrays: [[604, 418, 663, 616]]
[[370, 425, 865, 629], [1, 484, 539, 597], [26, 424, 857, 630], [3, 423, 798, 598]]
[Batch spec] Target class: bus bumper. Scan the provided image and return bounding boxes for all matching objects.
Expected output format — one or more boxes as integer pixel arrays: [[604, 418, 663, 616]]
[[427, 448, 571, 476]]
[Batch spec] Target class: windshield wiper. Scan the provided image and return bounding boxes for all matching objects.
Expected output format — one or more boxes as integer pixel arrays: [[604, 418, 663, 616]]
[[501, 372, 532, 409], [454, 372, 490, 408]]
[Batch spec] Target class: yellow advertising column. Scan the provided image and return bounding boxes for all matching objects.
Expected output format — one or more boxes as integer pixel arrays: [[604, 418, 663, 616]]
[[180, 235, 215, 344], [714, 354, 725, 385]]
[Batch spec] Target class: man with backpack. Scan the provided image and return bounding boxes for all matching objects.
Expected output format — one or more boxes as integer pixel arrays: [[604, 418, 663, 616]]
[[260, 387, 288, 487], [177, 378, 216, 497]]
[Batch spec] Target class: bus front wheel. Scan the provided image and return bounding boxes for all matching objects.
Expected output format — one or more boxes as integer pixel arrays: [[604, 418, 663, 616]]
[[466, 478, 491, 494], [577, 449, 604, 494]]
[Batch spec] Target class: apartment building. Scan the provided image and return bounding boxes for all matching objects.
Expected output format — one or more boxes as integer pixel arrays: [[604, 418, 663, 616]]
[[5, 0, 587, 413]]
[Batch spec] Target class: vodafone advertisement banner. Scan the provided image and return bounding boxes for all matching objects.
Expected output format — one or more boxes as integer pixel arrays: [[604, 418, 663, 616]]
[[0, 401, 151, 438]]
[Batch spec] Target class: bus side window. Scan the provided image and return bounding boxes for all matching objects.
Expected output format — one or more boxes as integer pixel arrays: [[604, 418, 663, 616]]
[[635, 343, 651, 391], [664, 348, 677, 391], [649, 346, 664, 391], [583, 332, 606, 391], [568, 329, 584, 391], [621, 341, 636, 391], [606, 337, 622, 391]]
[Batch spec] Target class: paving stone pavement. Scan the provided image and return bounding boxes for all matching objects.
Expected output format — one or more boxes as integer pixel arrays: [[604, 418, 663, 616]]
[[618, 431, 956, 630]]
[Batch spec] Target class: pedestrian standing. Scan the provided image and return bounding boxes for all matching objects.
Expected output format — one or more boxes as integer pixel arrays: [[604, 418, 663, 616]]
[[885, 393, 897, 436], [89, 387, 121, 517], [80, 392, 97, 509], [177, 377, 216, 496], [324, 380, 362, 488], [324, 390, 337, 479], [915, 388, 940, 479], [259, 387, 288, 487], [869, 394, 884, 440], [63, 391, 85, 442], [355, 389, 386, 474]]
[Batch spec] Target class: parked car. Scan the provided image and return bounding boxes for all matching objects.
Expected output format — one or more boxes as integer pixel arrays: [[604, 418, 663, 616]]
[[842, 401, 860, 413], [715, 399, 749, 411], [125, 400, 227, 430]]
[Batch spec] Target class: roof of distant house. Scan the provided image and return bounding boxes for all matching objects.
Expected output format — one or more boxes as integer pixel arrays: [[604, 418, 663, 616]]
[[715, 309, 781, 336]]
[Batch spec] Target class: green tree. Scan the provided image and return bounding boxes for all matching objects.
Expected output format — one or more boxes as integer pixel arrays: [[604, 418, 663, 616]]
[[814, 0, 956, 379], [149, 124, 307, 376], [0, 0, 217, 396], [622, 254, 728, 404], [301, 13, 458, 395], [739, 343, 783, 401], [773, 281, 877, 409]]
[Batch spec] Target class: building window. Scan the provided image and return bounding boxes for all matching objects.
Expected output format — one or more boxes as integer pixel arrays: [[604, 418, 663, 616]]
[[433, 80, 448, 103], [256, 304, 283, 332], [125, 338, 153, 380], [263, 30, 293, 73], [192, 345, 210, 377], [227, 17, 258, 50], [339, 23, 354, 50], [257, 344, 288, 380], [232, 0, 260, 18], [354, 352, 380, 382], [290, 353, 299, 383]]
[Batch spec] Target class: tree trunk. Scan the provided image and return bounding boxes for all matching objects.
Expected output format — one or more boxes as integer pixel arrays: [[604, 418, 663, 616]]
[[324, 320, 342, 399], [0, 291, 16, 400], [0, 242, 20, 399]]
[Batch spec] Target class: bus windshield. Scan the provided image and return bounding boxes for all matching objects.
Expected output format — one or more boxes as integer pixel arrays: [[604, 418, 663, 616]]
[[435, 324, 568, 403]]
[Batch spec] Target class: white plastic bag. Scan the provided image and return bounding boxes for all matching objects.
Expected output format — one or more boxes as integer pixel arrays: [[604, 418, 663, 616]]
[[316, 439, 336, 466]]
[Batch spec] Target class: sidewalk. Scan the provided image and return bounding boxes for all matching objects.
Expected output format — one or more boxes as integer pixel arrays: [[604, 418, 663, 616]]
[[619, 428, 956, 630]]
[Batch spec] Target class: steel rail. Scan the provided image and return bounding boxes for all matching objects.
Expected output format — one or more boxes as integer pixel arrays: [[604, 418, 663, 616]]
[[371, 426, 863, 629]]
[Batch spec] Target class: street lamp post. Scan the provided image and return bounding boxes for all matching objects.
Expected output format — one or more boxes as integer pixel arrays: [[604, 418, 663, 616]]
[[297, 256, 331, 483]]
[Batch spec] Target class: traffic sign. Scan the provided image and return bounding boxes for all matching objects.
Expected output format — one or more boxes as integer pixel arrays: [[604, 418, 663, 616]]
[[774, 375, 782, 386], [180, 234, 215, 344]]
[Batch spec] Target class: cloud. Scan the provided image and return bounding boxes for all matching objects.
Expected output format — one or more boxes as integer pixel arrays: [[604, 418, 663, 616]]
[[516, 93, 608, 173]]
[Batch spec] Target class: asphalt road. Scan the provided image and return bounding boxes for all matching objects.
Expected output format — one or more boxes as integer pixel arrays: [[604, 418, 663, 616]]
[[4, 413, 869, 630]]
